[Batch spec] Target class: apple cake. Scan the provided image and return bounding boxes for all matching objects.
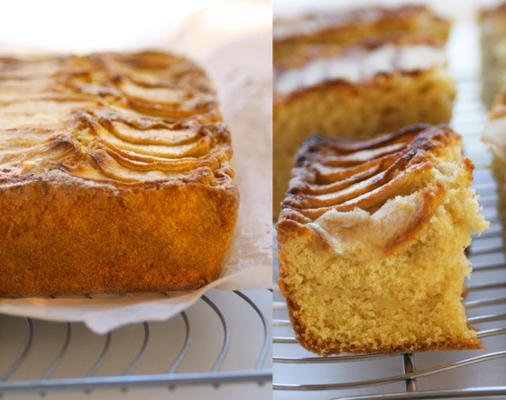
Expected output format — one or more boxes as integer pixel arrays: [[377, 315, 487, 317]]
[[0, 51, 239, 297], [273, 35, 456, 218], [277, 124, 488, 354], [480, 2, 506, 108], [274, 4, 450, 64]]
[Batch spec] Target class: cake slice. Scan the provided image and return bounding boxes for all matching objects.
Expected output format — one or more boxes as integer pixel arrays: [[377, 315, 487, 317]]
[[274, 4, 450, 64], [273, 35, 456, 218], [277, 124, 488, 355], [480, 3, 506, 108]]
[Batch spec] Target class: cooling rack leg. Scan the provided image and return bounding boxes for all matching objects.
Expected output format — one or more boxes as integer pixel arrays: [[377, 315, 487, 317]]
[[402, 353, 416, 392]]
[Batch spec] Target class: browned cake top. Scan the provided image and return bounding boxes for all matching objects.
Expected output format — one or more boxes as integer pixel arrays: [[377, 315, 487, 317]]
[[279, 124, 463, 224], [274, 35, 447, 102], [274, 4, 447, 42], [0, 51, 233, 188]]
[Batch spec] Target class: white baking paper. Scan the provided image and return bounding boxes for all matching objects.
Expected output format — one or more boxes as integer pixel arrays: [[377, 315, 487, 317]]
[[0, 1, 272, 334]]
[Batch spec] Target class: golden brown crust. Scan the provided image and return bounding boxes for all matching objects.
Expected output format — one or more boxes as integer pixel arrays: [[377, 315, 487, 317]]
[[0, 51, 239, 297], [275, 68, 439, 112], [278, 124, 463, 225], [274, 4, 450, 63], [0, 51, 232, 186]]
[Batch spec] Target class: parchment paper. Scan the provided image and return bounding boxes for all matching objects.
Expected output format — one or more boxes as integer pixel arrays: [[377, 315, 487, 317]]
[[0, 2, 272, 334]]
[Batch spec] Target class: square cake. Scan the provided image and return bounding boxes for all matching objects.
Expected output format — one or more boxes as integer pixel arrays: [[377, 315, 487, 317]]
[[277, 124, 488, 354], [273, 35, 456, 218], [0, 51, 239, 297]]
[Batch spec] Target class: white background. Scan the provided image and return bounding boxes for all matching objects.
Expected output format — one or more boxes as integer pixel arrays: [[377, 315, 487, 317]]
[[0, 0, 269, 53]]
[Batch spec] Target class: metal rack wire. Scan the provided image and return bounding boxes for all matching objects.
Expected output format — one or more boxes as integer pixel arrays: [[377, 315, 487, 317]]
[[0, 289, 272, 394], [272, 19, 506, 400]]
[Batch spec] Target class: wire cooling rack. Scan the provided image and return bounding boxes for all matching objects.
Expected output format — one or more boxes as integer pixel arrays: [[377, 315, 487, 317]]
[[272, 18, 506, 400], [0, 289, 272, 396]]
